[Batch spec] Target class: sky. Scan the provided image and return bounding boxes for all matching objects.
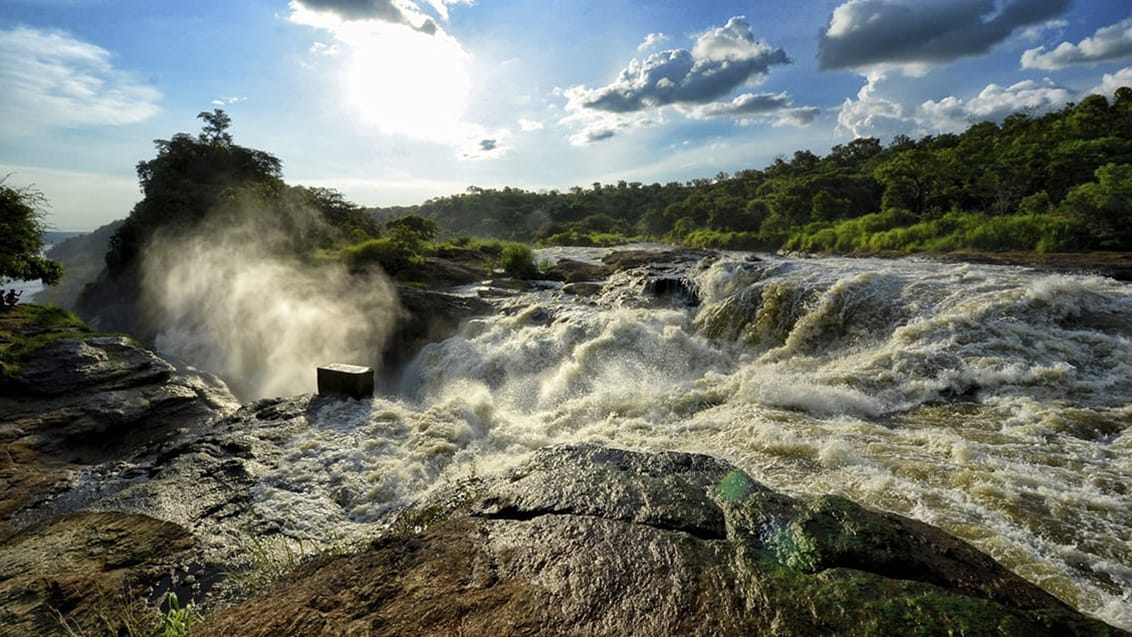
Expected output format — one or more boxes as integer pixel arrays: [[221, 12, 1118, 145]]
[[2, 0, 1131, 231]]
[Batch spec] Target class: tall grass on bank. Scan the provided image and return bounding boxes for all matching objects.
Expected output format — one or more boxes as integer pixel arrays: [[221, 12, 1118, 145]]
[[785, 209, 1084, 254]]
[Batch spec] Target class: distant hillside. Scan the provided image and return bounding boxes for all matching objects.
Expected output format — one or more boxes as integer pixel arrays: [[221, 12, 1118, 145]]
[[37, 220, 123, 310]]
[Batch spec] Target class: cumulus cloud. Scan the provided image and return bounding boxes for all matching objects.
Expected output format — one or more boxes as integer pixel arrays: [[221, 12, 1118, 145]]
[[918, 78, 1071, 131], [560, 17, 814, 142], [685, 92, 821, 126], [572, 17, 789, 113], [0, 26, 160, 133], [291, 0, 462, 34], [638, 32, 669, 52], [518, 118, 544, 132], [835, 71, 908, 138], [1091, 66, 1132, 97], [585, 129, 615, 143], [836, 72, 1072, 138], [819, 0, 1071, 72], [211, 96, 247, 106], [1022, 17, 1132, 70]]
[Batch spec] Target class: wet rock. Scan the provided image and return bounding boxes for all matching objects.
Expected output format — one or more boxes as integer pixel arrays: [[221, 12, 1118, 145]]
[[382, 286, 493, 374], [602, 248, 717, 272], [642, 276, 700, 306], [542, 258, 608, 283], [195, 444, 1125, 636], [0, 511, 195, 636], [0, 334, 239, 519], [561, 281, 604, 297]]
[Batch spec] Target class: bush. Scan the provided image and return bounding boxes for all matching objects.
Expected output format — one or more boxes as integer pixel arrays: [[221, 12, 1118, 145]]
[[497, 242, 538, 279], [343, 237, 421, 274]]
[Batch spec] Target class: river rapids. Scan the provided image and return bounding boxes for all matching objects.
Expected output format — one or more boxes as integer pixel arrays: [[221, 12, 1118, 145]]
[[250, 248, 1131, 629]]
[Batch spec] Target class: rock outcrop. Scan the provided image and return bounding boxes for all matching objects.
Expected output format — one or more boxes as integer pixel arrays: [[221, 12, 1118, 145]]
[[0, 327, 240, 635], [196, 445, 1125, 636]]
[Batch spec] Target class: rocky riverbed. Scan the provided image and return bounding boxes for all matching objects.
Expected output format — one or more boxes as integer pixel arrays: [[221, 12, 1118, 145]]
[[3, 248, 1130, 635]]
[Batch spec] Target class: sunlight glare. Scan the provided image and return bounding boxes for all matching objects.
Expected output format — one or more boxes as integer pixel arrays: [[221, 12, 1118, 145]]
[[291, 4, 474, 144], [343, 26, 471, 143]]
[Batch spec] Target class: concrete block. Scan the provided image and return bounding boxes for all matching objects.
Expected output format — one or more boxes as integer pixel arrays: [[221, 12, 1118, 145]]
[[317, 364, 374, 399]]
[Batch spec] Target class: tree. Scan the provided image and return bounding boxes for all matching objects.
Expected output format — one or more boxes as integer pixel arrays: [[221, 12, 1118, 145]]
[[1062, 163, 1132, 249], [108, 110, 284, 275], [0, 179, 63, 286]]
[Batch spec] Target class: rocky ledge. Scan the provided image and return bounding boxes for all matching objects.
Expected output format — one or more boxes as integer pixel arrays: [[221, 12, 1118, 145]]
[[197, 444, 1125, 636]]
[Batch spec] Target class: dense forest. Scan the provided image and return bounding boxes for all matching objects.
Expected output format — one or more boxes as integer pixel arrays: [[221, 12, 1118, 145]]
[[103, 88, 1132, 291], [374, 88, 1132, 254]]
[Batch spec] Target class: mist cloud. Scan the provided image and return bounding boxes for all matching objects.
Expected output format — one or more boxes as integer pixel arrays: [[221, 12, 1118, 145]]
[[1022, 17, 1132, 70], [143, 202, 401, 401], [818, 0, 1071, 72]]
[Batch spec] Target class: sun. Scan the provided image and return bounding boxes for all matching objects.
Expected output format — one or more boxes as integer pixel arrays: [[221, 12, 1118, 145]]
[[290, 4, 476, 144], [341, 24, 473, 143]]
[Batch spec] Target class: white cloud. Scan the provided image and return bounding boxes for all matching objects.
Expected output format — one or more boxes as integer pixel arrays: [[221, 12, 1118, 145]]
[[518, 118, 544, 132], [836, 73, 1072, 139], [918, 79, 1071, 132], [559, 16, 815, 142], [211, 96, 247, 106], [0, 164, 139, 231], [684, 92, 821, 127], [819, 0, 1071, 73], [835, 71, 908, 138], [1021, 17, 1132, 70], [0, 26, 160, 134], [637, 32, 669, 52], [1019, 18, 1067, 43], [570, 17, 789, 114], [1090, 66, 1132, 97], [291, 0, 452, 34]]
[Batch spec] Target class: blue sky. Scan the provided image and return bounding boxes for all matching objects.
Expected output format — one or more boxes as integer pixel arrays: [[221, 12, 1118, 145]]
[[2, 0, 1131, 230]]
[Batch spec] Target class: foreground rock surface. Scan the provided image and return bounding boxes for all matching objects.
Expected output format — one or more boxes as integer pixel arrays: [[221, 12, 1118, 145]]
[[0, 326, 240, 636], [197, 445, 1124, 636]]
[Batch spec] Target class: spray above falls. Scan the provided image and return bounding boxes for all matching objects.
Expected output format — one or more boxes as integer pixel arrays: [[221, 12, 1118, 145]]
[[141, 197, 401, 401]]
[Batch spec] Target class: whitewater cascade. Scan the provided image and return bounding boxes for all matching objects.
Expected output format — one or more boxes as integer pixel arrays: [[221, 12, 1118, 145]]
[[250, 250, 1131, 630]]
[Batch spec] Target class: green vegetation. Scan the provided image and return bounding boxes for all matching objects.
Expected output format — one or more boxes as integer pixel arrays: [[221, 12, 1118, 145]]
[[107, 109, 380, 278], [367, 87, 1132, 255], [1, 178, 64, 287], [56, 592, 196, 637], [496, 242, 538, 279], [0, 304, 91, 380]]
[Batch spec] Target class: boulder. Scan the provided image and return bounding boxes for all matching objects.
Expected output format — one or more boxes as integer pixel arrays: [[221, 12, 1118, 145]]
[[195, 445, 1125, 636], [542, 258, 608, 283]]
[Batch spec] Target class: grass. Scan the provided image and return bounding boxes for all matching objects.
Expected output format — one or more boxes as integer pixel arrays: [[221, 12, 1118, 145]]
[[55, 591, 197, 637], [783, 209, 1087, 255], [0, 303, 92, 380]]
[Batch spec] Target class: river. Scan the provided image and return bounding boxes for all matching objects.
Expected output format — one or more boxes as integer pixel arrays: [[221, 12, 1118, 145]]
[[232, 248, 1132, 629]]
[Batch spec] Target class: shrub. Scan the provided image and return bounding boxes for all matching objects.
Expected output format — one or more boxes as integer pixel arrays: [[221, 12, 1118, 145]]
[[343, 237, 421, 274], [497, 242, 538, 279]]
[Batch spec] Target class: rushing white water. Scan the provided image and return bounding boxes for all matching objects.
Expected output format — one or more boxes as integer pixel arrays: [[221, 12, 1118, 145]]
[[253, 250, 1132, 629]]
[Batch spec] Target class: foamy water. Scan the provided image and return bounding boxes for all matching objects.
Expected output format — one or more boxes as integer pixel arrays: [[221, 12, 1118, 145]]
[[250, 252, 1130, 629]]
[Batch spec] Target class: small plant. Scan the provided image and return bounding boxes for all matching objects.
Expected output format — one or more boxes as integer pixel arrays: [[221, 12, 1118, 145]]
[[54, 591, 197, 637], [496, 242, 538, 279]]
